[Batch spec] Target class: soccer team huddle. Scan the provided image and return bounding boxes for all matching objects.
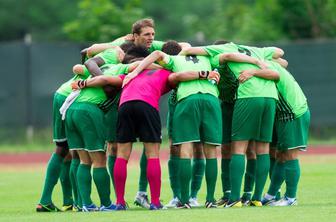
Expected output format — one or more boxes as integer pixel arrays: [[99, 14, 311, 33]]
[[36, 18, 310, 212]]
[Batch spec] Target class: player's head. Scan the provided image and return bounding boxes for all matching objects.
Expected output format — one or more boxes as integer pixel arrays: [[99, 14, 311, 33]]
[[132, 18, 155, 49], [161, 40, 182, 55], [120, 41, 136, 52], [122, 44, 150, 64], [213, 39, 230, 45]]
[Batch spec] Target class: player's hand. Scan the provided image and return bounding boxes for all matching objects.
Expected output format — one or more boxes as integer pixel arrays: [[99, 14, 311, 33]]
[[239, 69, 255, 83], [122, 72, 137, 88], [71, 80, 87, 90], [207, 70, 220, 84], [124, 34, 135, 41]]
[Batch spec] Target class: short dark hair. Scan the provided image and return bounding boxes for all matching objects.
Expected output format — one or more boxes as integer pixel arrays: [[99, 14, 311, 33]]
[[122, 45, 150, 64], [132, 18, 154, 34], [161, 40, 182, 55], [120, 41, 136, 52], [213, 39, 230, 45]]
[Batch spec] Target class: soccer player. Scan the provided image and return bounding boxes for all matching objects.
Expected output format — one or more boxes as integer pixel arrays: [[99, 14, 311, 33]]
[[75, 45, 220, 210], [35, 66, 92, 212], [124, 41, 261, 209], [255, 61, 310, 206]]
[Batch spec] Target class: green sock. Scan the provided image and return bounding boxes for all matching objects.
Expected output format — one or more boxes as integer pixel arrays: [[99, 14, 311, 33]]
[[190, 158, 205, 198], [229, 154, 245, 202], [138, 149, 148, 192], [205, 158, 217, 202], [107, 155, 116, 187], [243, 159, 256, 199], [252, 154, 270, 201], [60, 160, 73, 206], [221, 158, 231, 199], [168, 155, 180, 198], [269, 157, 276, 178], [284, 159, 300, 198], [69, 158, 80, 207], [39, 153, 63, 205], [77, 164, 92, 206], [179, 158, 192, 204], [267, 161, 285, 196], [93, 167, 111, 207]]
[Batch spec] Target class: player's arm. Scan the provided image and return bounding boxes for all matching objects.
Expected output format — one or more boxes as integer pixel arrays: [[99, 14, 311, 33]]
[[122, 50, 169, 87], [84, 57, 105, 76], [178, 47, 208, 56], [179, 42, 192, 49], [71, 75, 123, 90], [127, 61, 162, 72], [168, 70, 220, 87], [238, 69, 279, 83], [72, 64, 91, 77], [219, 53, 268, 69], [273, 58, 288, 68]]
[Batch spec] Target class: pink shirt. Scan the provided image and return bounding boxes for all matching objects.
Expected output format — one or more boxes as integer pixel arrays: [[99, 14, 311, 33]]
[[120, 69, 172, 110]]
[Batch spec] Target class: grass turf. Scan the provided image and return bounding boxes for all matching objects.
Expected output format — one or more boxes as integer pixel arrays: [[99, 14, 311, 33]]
[[0, 155, 335, 222]]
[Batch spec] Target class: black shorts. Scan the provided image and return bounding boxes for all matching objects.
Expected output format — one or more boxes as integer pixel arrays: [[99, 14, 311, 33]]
[[117, 100, 162, 143]]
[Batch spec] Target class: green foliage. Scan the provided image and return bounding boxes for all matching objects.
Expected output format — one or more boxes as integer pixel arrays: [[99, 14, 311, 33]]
[[63, 0, 144, 42], [0, 0, 79, 41]]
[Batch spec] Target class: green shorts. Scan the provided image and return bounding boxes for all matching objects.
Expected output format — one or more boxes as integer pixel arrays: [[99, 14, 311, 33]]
[[65, 102, 106, 152], [167, 90, 177, 138], [275, 109, 310, 151], [231, 97, 276, 142], [221, 101, 234, 144], [53, 93, 67, 142], [172, 93, 222, 145], [105, 105, 118, 142]]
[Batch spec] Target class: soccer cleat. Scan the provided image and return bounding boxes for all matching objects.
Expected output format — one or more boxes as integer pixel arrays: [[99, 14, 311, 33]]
[[189, 197, 201, 207], [115, 203, 127, 211], [249, 200, 262, 207], [205, 201, 217, 208], [99, 203, 117, 211], [82, 204, 98, 212], [134, 192, 150, 209], [165, 197, 180, 208], [224, 200, 242, 208], [72, 205, 82, 212], [149, 203, 167, 210], [241, 198, 251, 206], [216, 197, 229, 206], [176, 202, 192, 209], [61, 204, 73, 212], [36, 203, 61, 212], [269, 197, 297, 206], [261, 196, 276, 206]]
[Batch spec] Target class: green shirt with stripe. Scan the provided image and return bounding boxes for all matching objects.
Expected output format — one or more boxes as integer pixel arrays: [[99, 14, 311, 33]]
[[163, 55, 219, 101], [75, 63, 129, 111], [56, 67, 91, 96], [208, 44, 278, 100], [268, 61, 308, 120]]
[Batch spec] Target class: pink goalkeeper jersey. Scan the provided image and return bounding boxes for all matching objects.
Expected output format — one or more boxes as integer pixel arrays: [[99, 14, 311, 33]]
[[119, 69, 172, 110]]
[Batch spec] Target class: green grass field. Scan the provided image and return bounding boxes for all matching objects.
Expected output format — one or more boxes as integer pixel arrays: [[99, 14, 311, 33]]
[[0, 155, 335, 222]]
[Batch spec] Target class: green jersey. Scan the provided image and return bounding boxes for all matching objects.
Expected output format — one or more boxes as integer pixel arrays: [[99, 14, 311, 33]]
[[164, 55, 219, 101], [75, 63, 128, 111], [95, 48, 119, 64], [209, 46, 278, 100], [216, 63, 238, 103], [56, 68, 91, 96], [109, 39, 164, 52], [269, 61, 308, 120]]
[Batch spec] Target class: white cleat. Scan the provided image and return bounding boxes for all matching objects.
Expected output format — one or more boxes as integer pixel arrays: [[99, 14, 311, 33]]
[[269, 196, 297, 206], [134, 192, 150, 209], [165, 197, 180, 208], [189, 197, 201, 207]]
